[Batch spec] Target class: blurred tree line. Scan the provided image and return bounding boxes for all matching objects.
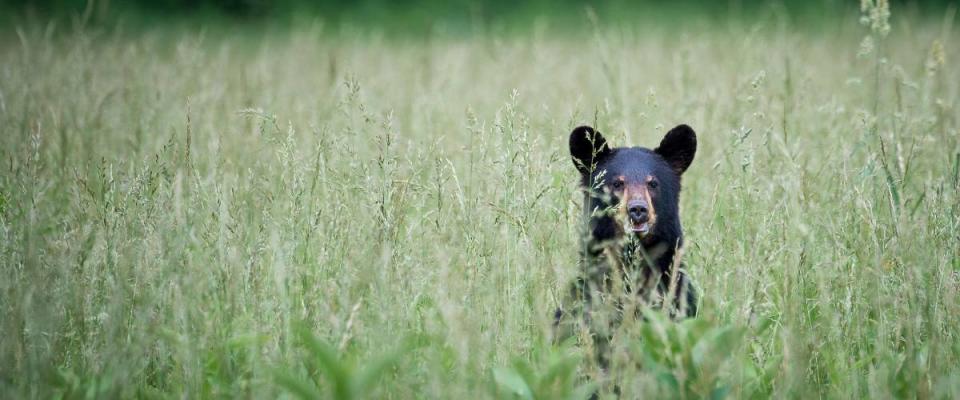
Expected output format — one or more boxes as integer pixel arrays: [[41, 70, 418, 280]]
[[1, 0, 955, 32]]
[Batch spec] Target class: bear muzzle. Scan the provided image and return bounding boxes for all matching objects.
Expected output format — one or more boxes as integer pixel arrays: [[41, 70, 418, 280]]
[[626, 199, 651, 235]]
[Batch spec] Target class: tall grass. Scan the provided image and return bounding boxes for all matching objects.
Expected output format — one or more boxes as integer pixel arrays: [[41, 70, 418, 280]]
[[1, 9, 959, 398]]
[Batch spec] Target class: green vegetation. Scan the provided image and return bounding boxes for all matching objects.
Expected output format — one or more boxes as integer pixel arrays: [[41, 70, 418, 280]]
[[2, 1, 959, 398]]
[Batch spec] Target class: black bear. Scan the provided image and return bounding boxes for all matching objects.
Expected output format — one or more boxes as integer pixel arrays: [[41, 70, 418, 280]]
[[554, 124, 699, 365]]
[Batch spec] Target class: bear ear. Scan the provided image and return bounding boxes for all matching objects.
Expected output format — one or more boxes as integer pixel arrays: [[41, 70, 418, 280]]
[[569, 126, 612, 174], [655, 124, 697, 175]]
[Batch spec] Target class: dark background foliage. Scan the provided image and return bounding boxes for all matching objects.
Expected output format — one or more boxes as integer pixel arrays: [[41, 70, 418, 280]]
[[3, 0, 955, 34]]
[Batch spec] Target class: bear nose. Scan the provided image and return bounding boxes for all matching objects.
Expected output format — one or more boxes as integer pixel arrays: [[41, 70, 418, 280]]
[[627, 200, 648, 222]]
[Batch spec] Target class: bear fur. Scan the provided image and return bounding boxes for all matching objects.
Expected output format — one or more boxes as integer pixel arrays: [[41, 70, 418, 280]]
[[554, 124, 700, 364]]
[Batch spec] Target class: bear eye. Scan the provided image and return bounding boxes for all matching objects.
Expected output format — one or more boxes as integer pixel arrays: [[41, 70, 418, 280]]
[[647, 180, 659, 189], [612, 180, 624, 190]]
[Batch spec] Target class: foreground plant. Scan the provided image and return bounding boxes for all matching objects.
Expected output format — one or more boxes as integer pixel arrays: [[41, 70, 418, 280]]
[[491, 343, 597, 400], [274, 324, 415, 400]]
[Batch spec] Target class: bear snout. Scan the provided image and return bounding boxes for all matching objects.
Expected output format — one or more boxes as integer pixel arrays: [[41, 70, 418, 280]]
[[627, 200, 649, 223]]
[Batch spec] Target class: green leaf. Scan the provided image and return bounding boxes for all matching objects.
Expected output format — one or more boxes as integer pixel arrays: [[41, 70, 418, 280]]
[[227, 333, 268, 349], [638, 325, 668, 362], [295, 326, 352, 399], [656, 371, 680, 393], [352, 344, 409, 395], [692, 325, 742, 369], [538, 353, 579, 391], [709, 385, 731, 400], [274, 370, 325, 400], [567, 382, 599, 400], [754, 315, 776, 335], [510, 358, 537, 391], [493, 367, 534, 400]]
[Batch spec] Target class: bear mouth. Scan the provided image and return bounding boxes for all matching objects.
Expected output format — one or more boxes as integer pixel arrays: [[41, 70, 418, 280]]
[[627, 221, 650, 235]]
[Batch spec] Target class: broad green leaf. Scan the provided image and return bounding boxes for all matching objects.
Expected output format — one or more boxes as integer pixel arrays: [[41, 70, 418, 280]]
[[493, 367, 534, 400], [352, 344, 409, 395], [274, 370, 324, 400], [295, 326, 352, 399]]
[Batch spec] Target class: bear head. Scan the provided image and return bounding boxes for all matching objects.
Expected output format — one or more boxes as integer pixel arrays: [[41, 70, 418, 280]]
[[569, 124, 697, 251]]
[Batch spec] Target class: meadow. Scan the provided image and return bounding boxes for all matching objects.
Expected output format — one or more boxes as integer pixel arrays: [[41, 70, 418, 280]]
[[1, 4, 959, 398]]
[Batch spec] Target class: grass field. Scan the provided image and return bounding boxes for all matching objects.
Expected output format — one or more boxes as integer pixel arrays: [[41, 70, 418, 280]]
[[2, 4, 960, 398]]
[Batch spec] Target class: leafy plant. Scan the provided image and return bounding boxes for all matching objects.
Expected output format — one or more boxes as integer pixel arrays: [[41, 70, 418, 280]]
[[274, 325, 414, 400], [625, 310, 750, 399], [491, 344, 597, 400]]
